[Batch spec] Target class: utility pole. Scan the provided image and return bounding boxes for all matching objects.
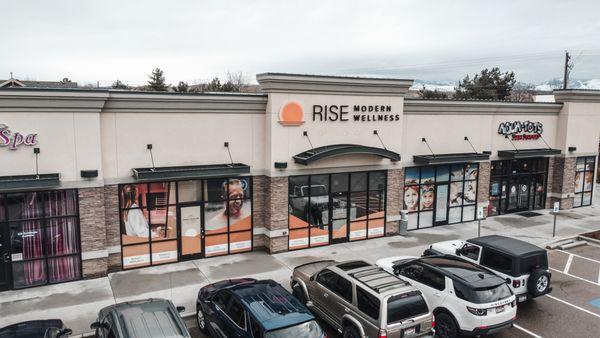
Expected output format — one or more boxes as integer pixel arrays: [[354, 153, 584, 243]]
[[563, 51, 571, 90]]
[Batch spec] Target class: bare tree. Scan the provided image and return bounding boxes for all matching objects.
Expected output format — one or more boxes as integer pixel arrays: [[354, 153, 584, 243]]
[[225, 71, 247, 91], [509, 82, 535, 102]]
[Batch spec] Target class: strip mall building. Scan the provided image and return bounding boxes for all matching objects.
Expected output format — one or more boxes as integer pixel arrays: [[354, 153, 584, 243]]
[[1, 73, 599, 291]]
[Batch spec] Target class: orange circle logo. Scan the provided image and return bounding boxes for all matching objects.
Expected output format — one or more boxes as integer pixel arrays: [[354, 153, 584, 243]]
[[279, 102, 304, 126]]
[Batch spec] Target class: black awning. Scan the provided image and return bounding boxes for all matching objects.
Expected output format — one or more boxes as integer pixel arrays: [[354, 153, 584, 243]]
[[0, 173, 60, 191], [497, 148, 561, 159], [413, 152, 490, 165], [132, 163, 250, 181], [293, 144, 400, 165]]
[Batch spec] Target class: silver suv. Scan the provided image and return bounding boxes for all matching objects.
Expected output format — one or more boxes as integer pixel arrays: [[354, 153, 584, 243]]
[[291, 260, 434, 338]]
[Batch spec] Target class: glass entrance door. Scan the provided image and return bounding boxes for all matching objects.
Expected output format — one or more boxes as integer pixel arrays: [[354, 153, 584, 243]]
[[0, 223, 11, 291], [331, 191, 349, 244], [179, 205, 203, 259], [507, 178, 530, 212], [434, 184, 449, 225]]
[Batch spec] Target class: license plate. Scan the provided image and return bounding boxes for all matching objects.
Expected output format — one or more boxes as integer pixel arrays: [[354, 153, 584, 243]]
[[518, 295, 527, 302], [403, 326, 417, 337], [495, 305, 505, 313]]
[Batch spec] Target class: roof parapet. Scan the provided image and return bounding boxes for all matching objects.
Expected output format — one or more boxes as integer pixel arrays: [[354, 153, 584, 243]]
[[553, 89, 600, 103]]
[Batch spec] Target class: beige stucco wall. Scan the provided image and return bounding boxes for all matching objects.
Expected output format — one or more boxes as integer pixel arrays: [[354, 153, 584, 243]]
[[556, 102, 600, 155], [100, 112, 266, 181], [0, 112, 103, 183]]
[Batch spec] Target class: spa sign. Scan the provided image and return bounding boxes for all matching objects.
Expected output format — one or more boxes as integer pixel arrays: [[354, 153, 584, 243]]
[[0, 124, 38, 150], [498, 121, 543, 140]]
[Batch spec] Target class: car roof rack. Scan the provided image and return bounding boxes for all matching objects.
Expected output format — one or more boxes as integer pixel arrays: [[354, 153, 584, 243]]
[[349, 266, 410, 294]]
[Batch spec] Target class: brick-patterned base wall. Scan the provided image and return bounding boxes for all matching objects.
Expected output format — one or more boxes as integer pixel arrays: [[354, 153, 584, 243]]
[[104, 185, 121, 271], [83, 257, 108, 279], [547, 157, 576, 209], [253, 234, 267, 249], [78, 187, 108, 278], [477, 162, 491, 204], [264, 176, 289, 253], [252, 176, 267, 250], [386, 169, 403, 235]]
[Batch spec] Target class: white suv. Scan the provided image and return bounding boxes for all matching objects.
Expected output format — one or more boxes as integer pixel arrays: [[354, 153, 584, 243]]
[[425, 235, 552, 302], [377, 255, 516, 338]]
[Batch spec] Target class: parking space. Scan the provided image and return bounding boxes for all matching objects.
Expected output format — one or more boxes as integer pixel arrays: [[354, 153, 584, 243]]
[[186, 244, 600, 338]]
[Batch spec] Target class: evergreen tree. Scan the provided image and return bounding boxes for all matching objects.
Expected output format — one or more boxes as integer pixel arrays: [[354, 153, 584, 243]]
[[175, 81, 189, 93], [147, 68, 168, 91], [418, 86, 449, 99], [204, 77, 222, 92], [454, 67, 516, 100], [111, 80, 128, 89]]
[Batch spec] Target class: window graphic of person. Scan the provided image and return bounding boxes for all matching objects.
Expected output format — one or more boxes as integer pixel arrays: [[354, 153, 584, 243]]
[[404, 186, 419, 212], [121, 185, 157, 238], [420, 185, 434, 210], [208, 179, 250, 231], [585, 171, 594, 191]]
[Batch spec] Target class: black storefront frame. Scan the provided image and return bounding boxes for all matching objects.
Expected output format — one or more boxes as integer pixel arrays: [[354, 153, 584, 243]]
[[404, 163, 479, 230], [0, 189, 83, 291], [287, 170, 388, 251], [573, 156, 596, 208], [118, 176, 254, 271], [488, 158, 549, 216]]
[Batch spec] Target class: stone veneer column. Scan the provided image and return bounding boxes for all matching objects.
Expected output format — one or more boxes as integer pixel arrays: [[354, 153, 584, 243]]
[[386, 169, 403, 235], [104, 185, 122, 272], [477, 161, 491, 213], [78, 187, 108, 278], [548, 156, 576, 209], [251, 176, 268, 250], [264, 176, 289, 253]]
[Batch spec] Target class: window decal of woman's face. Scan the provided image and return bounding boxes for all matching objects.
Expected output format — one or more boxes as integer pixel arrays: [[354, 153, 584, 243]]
[[420, 185, 434, 210], [404, 186, 419, 212]]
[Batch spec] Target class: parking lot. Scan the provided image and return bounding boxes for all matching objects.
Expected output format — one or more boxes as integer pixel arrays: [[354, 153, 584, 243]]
[[187, 241, 600, 338]]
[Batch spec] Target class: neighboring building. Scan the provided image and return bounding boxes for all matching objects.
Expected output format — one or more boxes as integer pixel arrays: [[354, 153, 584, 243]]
[[0, 73, 599, 291], [0, 75, 78, 89]]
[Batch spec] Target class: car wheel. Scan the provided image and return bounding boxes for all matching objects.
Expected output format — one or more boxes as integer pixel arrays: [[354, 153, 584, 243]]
[[342, 325, 361, 338], [528, 269, 551, 297], [196, 304, 208, 333], [435, 312, 458, 338], [292, 285, 307, 305]]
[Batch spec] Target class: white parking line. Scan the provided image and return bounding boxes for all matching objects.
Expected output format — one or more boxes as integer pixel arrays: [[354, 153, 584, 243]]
[[563, 254, 574, 274], [513, 324, 543, 338], [545, 294, 600, 319], [549, 267, 600, 286], [556, 249, 600, 264]]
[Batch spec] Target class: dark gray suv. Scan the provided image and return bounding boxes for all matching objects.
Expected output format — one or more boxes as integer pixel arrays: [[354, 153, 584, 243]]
[[291, 260, 434, 338]]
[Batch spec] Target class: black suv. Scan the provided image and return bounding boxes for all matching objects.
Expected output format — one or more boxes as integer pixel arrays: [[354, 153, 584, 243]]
[[196, 278, 326, 338], [0, 320, 72, 338]]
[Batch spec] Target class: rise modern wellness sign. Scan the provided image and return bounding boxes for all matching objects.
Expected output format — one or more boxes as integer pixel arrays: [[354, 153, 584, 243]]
[[0, 124, 38, 150], [279, 102, 401, 126], [498, 121, 543, 140]]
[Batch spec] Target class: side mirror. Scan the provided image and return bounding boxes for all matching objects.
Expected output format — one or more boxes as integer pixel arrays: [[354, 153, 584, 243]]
[[59, 328, 73, 337], [90, 322, 102, 330], [309, 274, 315, 282], [176, 306, 186, 313], [455, 248, 461, 256]]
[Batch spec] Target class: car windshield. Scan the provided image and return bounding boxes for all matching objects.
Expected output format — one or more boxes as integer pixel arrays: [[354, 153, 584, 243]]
[[472, 284, 512, 304], [265, 320, 323, 338], [387, 292, 429, 323]]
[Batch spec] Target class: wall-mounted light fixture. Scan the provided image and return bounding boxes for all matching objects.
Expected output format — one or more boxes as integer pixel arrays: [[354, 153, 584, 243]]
[[568, 146, 577, 152]]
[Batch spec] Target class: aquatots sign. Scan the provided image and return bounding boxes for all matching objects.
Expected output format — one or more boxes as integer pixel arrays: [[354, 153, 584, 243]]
[[498, 121, 543, 140], [0, 124, 38, 150]]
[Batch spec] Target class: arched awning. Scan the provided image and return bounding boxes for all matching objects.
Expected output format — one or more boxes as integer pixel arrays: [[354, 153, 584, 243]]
[[293, 144, 400, 165]]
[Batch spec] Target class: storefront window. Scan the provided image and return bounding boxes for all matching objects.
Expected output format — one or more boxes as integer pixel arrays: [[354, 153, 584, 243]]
[[288, 171, 386, 250], [1, 190, 81, 288], [488, 159, 548, 216], [119, 177, 252, 269], [404, 163, 478, 230], [574, 156, 595, 208]]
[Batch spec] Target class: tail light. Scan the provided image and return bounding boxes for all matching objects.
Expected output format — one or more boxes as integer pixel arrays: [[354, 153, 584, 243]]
[[432, 315, 435, 328], [512, 279, 521, 288], [511, 299, 517, 307], [378, 329, 388, 338], [466, 306, 487, 316]]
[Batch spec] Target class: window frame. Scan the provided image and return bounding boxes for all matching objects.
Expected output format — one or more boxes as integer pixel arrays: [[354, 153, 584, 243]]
[[573, 156, 595, 208]]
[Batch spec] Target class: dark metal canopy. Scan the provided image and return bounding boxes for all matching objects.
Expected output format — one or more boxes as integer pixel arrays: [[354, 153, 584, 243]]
[[497, 148, 561, 159], [413, 152, 490, 165], [132, 163, 250, 181], [0, 173, 60, 191], [293, 144, 400, 165]]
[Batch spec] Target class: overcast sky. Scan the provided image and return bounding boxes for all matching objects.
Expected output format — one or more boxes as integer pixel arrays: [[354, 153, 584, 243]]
[[2, 0, 600, 86]]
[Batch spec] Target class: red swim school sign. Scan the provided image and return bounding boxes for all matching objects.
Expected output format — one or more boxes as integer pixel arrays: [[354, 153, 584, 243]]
[[498, 121, 543, 141], [0, 124, 38, 150]]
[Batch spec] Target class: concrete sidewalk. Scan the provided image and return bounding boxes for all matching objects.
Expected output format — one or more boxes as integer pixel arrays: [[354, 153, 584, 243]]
[[1, 202, 599, 335]]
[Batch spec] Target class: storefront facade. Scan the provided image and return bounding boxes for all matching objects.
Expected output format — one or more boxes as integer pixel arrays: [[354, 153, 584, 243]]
[[1, 75, 599, 289]]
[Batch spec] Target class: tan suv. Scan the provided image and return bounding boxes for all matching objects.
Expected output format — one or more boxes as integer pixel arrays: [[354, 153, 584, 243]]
[[291, 260, 434, 338]]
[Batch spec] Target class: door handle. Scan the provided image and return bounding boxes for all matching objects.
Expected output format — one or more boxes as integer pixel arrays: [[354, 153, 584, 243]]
[[2, 253, 10, 262], [344, 308, 350, 313], [433, 292, 441, 297], [323, 293, 329, 298]]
